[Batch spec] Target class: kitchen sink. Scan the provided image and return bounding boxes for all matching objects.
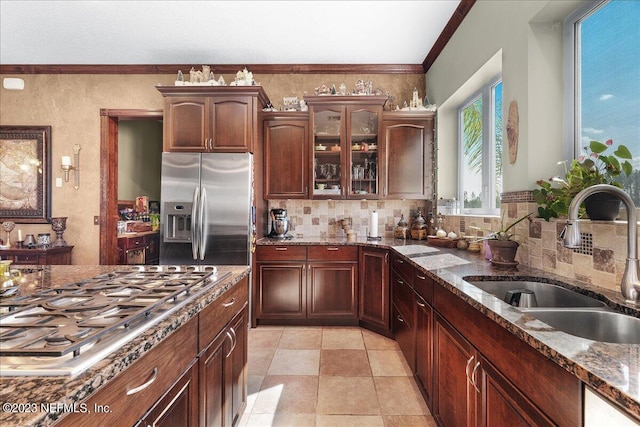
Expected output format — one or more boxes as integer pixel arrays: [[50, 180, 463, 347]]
[[465, 279, 607, 308], [527, 310, 640, 344]]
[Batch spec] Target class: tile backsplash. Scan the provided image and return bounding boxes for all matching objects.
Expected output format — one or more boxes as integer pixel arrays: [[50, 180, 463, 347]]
[[441, 202, 639, 294], [266, 199, 431, 239]]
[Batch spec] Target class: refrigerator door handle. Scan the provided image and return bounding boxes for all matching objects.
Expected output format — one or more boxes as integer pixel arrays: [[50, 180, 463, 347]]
[[199, 186, 208, 260], [191, 186, 200, 260]]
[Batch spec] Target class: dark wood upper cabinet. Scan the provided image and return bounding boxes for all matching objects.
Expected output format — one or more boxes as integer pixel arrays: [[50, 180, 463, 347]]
[[381, 111, 435, 199], [156, 86, 269, 153], [262, 113, 309, 199]]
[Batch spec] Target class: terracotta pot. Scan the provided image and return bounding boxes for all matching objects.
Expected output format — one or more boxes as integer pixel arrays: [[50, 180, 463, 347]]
[[487, 239, 519, 264], [584, 193, 621, 221]]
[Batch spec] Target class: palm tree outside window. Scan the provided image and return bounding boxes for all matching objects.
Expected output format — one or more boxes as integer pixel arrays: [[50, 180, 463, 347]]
[[458, 78, 502, 215]]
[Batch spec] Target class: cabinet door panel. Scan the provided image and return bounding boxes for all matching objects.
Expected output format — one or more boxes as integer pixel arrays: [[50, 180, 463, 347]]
[[358, 248, 389, 330], [142, 362, 198, 427], [199, 331, 226, 427], [227, 308, 248, 426], [415, 295, 433, 408], [382, 118, 433, 199], [164, 97, 208, 151], [256, 263, 306, 318], [264, 119, 308, 199], [392, 304, 415, 372], [433, 314, 476, 427], [308, 263, 357, 319], [211, 97, 252, 152], [480, 358, 554, 427]]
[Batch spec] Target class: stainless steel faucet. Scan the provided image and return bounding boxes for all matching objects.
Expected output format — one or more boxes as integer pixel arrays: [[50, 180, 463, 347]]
[[562, 184, 639, 302]]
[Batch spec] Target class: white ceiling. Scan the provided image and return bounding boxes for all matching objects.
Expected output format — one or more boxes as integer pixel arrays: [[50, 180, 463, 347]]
[[0, 0, 461, 65]]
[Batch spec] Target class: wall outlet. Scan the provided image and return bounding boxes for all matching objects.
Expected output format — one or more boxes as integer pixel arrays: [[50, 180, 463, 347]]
[[56, 177, 62, 187]]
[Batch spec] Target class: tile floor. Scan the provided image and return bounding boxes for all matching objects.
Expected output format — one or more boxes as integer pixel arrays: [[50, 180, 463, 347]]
[[239, 326, 437, 427]]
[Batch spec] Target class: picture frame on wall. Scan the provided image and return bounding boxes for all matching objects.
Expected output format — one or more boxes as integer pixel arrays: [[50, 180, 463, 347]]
[[0, 125, 52, 223]]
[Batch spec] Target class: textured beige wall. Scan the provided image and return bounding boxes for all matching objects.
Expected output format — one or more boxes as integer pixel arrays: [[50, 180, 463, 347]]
[[0, 72, 424, 264]]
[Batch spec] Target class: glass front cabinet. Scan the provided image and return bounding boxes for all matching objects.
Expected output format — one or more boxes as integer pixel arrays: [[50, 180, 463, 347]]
[[306, 96, 386, 199]]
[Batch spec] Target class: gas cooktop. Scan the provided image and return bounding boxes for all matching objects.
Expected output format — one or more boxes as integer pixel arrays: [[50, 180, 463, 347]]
[[0, 265, 229, 376]]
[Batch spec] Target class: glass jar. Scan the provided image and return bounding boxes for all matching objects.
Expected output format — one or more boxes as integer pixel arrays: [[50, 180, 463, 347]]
[[395, 214, 409, 239], [411, 210, 427, 240]]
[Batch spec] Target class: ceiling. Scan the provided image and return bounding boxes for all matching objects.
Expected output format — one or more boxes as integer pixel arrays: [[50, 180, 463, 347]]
[[0, 0, 461, 67]]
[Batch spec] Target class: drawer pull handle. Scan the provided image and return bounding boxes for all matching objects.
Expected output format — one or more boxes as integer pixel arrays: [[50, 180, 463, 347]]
[[416, 274, 426, 280], [471, 361, 481, 393], [222, 298, 236, 308], [275, 247, 288, 251], [225, 327, 237, 358], [397, 259, 404, 264], [126, 367, 158, 396], [397, 314, 404, 323], [327, 247, 339, 251], [416, 300, 426, 308], [397, 279, 404, 285], [465, 355, 475, 383]]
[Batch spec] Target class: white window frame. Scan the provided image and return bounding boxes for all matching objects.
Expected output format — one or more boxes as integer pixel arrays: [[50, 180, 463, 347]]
[[457, 75, 502, 215], [563, 0, 605, 162]]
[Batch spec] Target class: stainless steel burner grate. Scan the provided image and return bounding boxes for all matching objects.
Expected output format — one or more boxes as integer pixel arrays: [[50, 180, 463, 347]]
[[0, 267, 223, 359]]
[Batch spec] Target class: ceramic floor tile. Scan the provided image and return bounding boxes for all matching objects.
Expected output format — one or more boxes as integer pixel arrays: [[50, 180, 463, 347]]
[[316, 415, 384, 426], [374, 377, 429, 416], [278, 327, 323, 349], [322, 327, 365, 349], [244, 375, 265, 415], [248, 348, 276, 375], [362, 329, 400, 350], [249, 328, 283, 349], [243, 413, 316, 426], [320, 349, 372, 376], [251, 375, 318, 415], [368, 350, 413, 376], [267, 349, 320, 376], [383, 415, 438, 427], [317, 376, 380, 415]]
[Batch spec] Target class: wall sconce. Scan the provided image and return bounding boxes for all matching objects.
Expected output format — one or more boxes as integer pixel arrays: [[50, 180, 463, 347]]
[[61, 144, 81, 189]]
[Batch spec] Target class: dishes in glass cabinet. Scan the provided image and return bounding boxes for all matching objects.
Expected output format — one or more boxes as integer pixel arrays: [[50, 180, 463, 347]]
[[352, 144, 361, 151], [316, 144, 327, 151]]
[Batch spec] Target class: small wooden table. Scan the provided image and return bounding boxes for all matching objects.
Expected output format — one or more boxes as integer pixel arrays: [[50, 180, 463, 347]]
[[0, 246, 73, 265]]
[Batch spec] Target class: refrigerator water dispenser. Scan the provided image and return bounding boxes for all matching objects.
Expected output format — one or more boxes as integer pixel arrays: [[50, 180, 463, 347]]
[[164, 202, 192, 242]]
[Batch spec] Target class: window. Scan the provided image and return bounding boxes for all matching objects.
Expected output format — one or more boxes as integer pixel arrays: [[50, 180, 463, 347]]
[[458, 78, 502, 214], [567, 0, 640, 205]]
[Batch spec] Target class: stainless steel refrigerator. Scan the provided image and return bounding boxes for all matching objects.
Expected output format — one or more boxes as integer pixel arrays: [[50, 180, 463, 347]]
[[160, 152, 253, 265]]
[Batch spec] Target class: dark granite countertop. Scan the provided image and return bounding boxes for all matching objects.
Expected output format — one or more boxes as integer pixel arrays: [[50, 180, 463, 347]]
[[258, 236, 640, 420], [0, 265, 250, 427]]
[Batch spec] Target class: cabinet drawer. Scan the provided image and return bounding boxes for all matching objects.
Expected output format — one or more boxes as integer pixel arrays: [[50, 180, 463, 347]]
[[12, 254, 42, 264], [199, 277, 249, 350], [121, 236, 146, 249], [392, 270, 415, 328], [256, 245, 307, 261], [390, 253, 413, 285], [57, 318, 198, 427], [307, 245, 357, 261], [413, 268, 433, 304]]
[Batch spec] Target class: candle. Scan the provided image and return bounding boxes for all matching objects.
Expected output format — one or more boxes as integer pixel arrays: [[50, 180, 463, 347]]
[[370, 211, 378, 238], [18, 230, 22, 241], [61, 156, 71, 166]]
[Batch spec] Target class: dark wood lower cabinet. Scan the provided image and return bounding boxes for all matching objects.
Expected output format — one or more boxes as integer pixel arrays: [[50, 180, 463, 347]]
[[415, 293, 433, 408], [254, 245, 358, 325], [256, 262, 306, 319], [433, 313, 477, 427], [199, 305, 248, 427], [308, 261, 357, 319], [358, 247, 390, 334], [137, 362, 199, 427]]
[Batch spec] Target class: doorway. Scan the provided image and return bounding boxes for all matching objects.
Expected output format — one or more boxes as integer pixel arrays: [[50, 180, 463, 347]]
[[99, 109, 163, 264]]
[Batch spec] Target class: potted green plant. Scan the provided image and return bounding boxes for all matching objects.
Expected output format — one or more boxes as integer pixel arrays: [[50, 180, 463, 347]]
[[533, 140, 633, 221], [470, 212, 532, 266]]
